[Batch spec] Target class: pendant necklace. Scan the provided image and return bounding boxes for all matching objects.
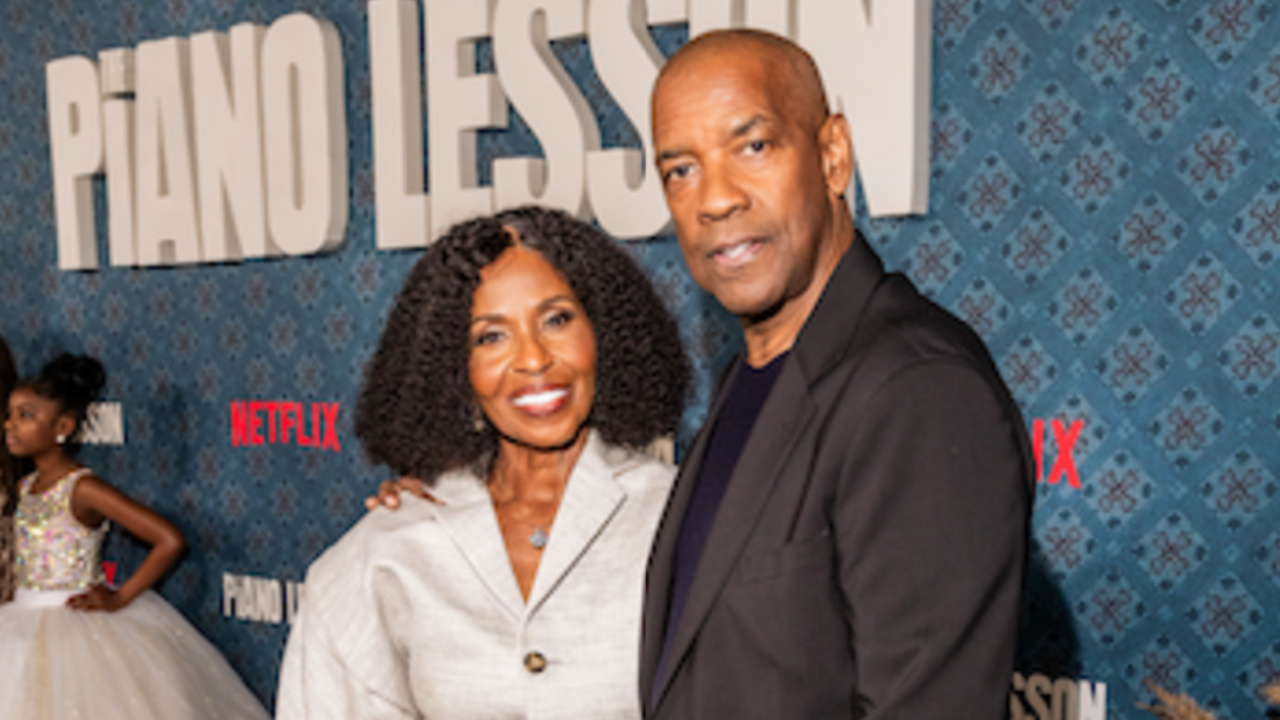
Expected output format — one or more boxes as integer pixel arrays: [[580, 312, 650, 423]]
[[493, 470, 560, 551]]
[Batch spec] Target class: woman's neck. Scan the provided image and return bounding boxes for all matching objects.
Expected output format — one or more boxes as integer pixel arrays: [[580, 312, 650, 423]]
[[488, 429, 590, 601], [489, 429, 589, 502]]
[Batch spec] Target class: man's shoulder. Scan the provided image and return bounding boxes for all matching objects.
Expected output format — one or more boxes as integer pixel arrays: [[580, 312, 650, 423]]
[[852, 273, 990, 370]]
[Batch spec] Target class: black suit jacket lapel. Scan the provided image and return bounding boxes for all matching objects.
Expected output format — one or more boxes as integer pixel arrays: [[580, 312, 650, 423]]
[[643, 236, 887, 713]]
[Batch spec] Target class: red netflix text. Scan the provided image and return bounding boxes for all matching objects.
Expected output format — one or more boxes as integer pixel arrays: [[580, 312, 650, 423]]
[[1031, 418, 1083, 488], [230, 401, 342, 452]]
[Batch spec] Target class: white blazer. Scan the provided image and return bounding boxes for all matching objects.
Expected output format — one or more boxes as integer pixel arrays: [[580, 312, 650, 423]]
[[276, 431, 675, 720]]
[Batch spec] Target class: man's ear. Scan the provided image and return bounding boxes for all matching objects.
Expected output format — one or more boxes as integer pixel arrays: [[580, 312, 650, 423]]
[[819, 113, 854, 199]]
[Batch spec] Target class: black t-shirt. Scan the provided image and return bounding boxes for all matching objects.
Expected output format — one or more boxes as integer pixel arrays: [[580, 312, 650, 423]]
[[653, 351, 789, 698]]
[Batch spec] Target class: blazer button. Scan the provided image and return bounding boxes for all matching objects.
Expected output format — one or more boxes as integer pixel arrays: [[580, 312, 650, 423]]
[[524, 651, 548, 673]]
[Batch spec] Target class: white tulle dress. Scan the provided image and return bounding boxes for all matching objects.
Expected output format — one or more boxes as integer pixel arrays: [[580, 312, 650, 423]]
[[0, 468, 271, 719]]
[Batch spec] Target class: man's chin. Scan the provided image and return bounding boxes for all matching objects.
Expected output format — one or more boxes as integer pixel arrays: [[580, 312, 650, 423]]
[[714, 288, 786, 326]]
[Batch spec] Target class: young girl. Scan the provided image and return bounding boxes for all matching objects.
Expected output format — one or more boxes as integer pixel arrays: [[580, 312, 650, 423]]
[[0, 353, 270, 720]]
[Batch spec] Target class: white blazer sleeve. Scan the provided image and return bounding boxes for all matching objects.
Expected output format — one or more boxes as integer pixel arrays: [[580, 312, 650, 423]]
[[275, 592, 420, 720], [275, 512, 422, 720]]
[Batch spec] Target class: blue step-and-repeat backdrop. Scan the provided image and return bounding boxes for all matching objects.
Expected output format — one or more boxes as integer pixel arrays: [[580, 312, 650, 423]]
[[2, 1, 1279, 718]]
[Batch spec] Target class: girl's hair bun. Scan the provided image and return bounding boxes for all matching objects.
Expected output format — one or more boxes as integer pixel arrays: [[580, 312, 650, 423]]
[[32, 353, 106, 415]]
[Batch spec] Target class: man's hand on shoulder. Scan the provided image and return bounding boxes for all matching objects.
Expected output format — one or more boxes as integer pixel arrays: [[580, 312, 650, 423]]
[[364, 477, 442, 511]]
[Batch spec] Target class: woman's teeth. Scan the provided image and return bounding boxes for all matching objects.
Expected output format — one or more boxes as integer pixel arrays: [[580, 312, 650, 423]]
[[513, 388, 567, 408]]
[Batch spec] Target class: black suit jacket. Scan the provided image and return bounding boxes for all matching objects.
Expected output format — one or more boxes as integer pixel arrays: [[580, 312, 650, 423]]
[[641, 238, 1032, 719]]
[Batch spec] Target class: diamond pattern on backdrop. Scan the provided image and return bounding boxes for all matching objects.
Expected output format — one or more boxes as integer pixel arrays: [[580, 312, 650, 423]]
[[1, 0, 1279, 715]]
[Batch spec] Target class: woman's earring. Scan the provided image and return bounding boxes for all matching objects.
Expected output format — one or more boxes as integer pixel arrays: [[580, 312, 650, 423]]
[[56, 433, 67, 445], [472, 407, 486, 433]]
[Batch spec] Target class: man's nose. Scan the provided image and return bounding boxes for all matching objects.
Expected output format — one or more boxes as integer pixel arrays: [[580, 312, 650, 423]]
[[697, 160, 748, 223]]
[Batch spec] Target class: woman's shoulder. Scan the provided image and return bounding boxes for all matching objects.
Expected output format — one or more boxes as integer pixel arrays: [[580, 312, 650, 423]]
[[306, 496, 441, 582], [593, 438, 677, 506], [599, 438, 675, 477]]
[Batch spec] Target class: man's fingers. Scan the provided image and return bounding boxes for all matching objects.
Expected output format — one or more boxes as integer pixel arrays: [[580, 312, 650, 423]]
[[378, 481, 402, 508], [396, 477, 443, 504], [363, 481, 402, 511], [364, 477, 443, 511]]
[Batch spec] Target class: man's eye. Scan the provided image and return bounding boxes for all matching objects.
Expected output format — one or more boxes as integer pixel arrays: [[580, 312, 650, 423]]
[[663, 164, 692, 182], [745, 139, 767, 154]]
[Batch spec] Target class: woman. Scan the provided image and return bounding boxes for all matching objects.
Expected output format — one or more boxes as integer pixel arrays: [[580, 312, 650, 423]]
[[1, 334, 22, 604], [276, 206, 689, 719]]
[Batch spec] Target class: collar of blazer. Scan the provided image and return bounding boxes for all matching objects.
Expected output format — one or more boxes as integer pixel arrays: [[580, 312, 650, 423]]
[[428, 429, 637, 619], [643, 233, 888, 711]]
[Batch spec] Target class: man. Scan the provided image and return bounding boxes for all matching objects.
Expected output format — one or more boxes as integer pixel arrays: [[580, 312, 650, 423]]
[[640, 29, 1032, 720]]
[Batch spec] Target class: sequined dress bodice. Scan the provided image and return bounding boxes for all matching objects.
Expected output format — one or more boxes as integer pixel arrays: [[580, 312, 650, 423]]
[[15, 469, 106, 591]]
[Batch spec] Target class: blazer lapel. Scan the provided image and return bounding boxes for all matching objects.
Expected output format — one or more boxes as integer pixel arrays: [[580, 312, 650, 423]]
[[649, 360, 817, 709], [646, 237, 886, 711], [524, 431, 626, 617], [429, 470, 526, 620], [429, 432, 631, 620]]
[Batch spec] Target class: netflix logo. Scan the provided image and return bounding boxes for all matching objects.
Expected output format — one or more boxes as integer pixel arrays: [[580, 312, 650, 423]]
[[230, 400, 342, 451], [1031, 418, 1083, 488]]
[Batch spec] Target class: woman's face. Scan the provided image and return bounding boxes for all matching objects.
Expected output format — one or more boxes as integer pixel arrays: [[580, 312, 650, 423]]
[[469, 242, 597, 451]]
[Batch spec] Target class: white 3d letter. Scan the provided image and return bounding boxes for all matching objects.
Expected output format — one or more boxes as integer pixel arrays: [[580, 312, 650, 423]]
[[261, 13, 348, 256], [369, 0, 431, 250], [46, 55, 103, 270], [192, 23, 273, 262], [492, 0, 597, 218], [426, 0, 504, 237], [586, 0, 671, 239], [99, 48, 138, 267], [135, 37, 204, 266], [799, 0, 930, 216], [689, 0, 792, 37], [647, 0, 688, 24]]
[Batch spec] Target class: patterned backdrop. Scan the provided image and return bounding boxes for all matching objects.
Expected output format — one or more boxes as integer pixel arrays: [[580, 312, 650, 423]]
[[1, 1, 1278, 717]]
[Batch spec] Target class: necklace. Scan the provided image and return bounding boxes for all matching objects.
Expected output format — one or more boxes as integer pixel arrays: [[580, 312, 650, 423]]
[[491, 471, 563, 552]]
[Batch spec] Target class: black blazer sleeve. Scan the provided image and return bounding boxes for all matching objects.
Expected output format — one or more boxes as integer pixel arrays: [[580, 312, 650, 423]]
[[830, 357, 1029, 718]]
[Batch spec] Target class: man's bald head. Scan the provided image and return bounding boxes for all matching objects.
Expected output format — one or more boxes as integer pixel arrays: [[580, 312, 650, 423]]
[[648, 28, 856, 351], [654, 29, 831, 136]]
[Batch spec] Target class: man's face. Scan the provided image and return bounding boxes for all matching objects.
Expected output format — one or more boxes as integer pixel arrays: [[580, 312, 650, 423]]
[[653, 50, 840, 321]]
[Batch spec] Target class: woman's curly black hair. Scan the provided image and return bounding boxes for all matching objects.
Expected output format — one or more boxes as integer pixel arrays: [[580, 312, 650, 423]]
[[355, 205, 689, 483]]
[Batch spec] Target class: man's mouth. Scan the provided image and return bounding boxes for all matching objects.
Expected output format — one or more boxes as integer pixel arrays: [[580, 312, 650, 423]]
[[711, 238, 765, 267]]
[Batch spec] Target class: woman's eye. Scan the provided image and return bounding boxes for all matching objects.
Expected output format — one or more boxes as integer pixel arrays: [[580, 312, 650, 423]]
[[473, 329, 503, 346], [745, 139, 767, 154], [545, 309, 575, 329]]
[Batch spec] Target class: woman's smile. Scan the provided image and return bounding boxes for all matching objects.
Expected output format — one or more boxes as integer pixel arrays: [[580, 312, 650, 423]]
[[510, 384, 571, 416]]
